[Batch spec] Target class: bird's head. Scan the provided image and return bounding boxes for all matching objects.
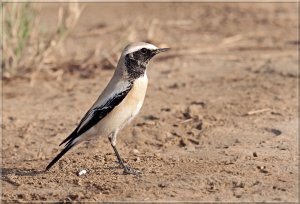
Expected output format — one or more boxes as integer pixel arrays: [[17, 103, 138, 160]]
[[118, 42, 170, 79]]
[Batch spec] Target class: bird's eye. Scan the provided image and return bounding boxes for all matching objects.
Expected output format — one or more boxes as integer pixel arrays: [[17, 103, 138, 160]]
[[141, 48, 148, 54]]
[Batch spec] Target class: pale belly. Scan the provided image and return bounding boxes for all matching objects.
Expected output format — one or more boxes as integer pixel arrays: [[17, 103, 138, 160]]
[[92, 75, 148, 136]]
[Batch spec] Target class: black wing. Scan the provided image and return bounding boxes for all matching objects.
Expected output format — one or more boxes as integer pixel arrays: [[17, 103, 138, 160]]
[[45, 83, 133, 171]]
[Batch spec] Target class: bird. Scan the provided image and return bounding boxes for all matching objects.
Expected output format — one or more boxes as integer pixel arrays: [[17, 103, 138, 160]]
[[45, 42, 170, 174]]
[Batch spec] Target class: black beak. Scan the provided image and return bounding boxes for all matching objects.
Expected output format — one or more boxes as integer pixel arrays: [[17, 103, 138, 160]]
[[153, 48, 170, 55]]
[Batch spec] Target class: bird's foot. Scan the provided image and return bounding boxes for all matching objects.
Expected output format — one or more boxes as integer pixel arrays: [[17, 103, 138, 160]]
[[116, 159, 123, 167], [122, 165, 141, 175]]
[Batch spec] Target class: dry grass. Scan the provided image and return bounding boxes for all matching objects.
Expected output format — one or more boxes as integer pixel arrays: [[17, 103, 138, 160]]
[[2, 3, 84, 81], [2, 4, 171, 81]]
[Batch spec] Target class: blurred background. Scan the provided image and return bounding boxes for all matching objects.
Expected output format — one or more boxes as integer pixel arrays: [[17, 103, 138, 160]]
[[3, 3, 297, 80], [2, 3, 299, 202]]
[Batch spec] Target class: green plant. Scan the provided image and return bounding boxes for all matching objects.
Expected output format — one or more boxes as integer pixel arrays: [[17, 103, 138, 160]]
[[2, 3, 84, 79], [2, 3, 36, 76]]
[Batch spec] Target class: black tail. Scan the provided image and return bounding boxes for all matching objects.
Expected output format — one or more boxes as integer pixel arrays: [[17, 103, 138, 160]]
[[59, 128, 79, 146], [45, 143, 75, 171]]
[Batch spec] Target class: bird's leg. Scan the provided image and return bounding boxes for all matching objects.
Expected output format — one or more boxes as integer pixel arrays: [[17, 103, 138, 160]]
[[108, 134, 139, 175], [108, 132, 123, 165], [109, 138, 124, 165]]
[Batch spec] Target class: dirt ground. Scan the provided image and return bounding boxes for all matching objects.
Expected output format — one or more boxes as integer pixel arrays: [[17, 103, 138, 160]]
[[2, 3, 299, 202]]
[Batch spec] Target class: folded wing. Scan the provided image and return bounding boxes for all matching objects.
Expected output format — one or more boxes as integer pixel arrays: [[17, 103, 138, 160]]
[[45, 81, 133, 171]]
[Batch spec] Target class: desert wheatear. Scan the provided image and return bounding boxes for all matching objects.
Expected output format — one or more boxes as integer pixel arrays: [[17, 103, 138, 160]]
[[46, 42, 169, 174]]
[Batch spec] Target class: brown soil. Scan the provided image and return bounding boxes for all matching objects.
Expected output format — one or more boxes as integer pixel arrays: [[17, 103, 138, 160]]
[[2, 3, 299, 202]]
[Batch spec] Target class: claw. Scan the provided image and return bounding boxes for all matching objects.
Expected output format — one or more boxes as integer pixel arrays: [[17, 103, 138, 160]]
[[123, 165, 141, 175], [109, 138, 141, 175]]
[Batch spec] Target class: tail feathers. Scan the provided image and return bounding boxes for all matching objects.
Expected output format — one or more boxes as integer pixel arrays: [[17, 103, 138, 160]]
[[45, 142, 76, 171], [59, 128, 78, 146]]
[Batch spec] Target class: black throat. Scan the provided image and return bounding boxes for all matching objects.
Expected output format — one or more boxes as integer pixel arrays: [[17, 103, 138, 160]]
[[124, 54, 147, 80]]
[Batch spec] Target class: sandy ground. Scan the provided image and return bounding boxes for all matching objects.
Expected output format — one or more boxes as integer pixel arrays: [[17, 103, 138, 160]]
[[2, 3, 299, 202]]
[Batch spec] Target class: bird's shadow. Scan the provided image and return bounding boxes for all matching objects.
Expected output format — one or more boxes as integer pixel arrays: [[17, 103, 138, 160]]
[[1, 167, 44, 187]]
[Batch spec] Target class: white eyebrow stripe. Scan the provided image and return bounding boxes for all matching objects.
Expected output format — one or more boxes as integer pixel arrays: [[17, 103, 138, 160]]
[[123, 44, 158, 55]]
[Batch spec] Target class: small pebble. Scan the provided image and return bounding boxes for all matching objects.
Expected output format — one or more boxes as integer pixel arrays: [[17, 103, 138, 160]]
[[132, 149, 139, 155], [77, 169, 87, 176], [257, 166, 268, 173], [158, 182, 168, 188]]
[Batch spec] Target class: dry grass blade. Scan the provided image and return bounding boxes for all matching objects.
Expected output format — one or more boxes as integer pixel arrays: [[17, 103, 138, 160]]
[[73, 25, 124, 38], [147, 18, 159, 43], [244, 108, 271, 116], [156, 34, 247, 60], [2, 3, 35, 77], [2, 3, 84, 82]]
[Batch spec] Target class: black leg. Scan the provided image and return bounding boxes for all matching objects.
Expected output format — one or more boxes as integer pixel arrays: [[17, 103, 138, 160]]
[[108, 138, 139, 175]]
